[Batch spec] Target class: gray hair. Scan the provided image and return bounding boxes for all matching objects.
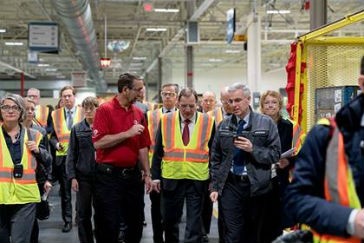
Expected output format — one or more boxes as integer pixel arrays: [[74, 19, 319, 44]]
[[0, 93, 26, 122], [228, 82, 251, 98]]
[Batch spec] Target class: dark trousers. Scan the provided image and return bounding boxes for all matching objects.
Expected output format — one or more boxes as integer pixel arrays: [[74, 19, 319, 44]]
[[220, 174, 272, 243], [150, 191, 164, 243], [53, 156, 72, 223], [77, 175, 95, 243], [161, 179, 205, 243], [0, 203, 36, 243], [218, 199, 225, 243], [201, 182, 213, 235], [94, 168, 144, 243]]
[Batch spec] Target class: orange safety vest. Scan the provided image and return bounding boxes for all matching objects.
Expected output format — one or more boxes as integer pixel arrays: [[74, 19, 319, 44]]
[[34, 105, 49, 127], [51, 107, 83, 156], [147, 108, 163, 165], [160, 112, 214, 180], [312, 119, 361, 243], [207, 108, 223, 126], [0, 127, 42, 204]]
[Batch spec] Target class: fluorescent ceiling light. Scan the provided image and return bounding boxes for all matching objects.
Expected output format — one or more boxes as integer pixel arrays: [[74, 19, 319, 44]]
[[225, 50, 241, 54], [5, 42, 23, 46], [266, 10, 291, 14], [37, 63, 50, 67], [146, 28, 167, 32], [154, 8, 179, 13], [130, 62, 143, 66], [209, 58, 223, 62], [45, 68, 58, 72], [133, 57, 147, 60], [0, 29, 6, 33]]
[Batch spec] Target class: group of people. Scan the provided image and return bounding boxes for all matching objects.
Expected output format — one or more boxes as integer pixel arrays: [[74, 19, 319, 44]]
[[1, 55, 364, 243]]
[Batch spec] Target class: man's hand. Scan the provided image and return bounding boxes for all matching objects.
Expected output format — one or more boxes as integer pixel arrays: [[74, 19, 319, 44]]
[[43, 180, 52, 194], [233, 136, 253, 152], [278, 158, 290, 169], [71, 178, 79, 192], [144, 176, 153, 193], [129, 124, 145, 137], [152, 180, 161, 193], [353, 209, 364, 238], [210, 191, 218, 203]]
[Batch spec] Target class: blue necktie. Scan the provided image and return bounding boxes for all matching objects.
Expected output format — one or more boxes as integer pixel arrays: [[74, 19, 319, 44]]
[[233, 120, 248, 175]]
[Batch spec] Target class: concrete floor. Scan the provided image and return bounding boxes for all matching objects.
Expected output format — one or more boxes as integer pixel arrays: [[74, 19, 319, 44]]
[[37, 185, 220, 243]]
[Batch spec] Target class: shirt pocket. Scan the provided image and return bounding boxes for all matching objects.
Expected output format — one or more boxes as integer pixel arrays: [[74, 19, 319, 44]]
[[251, 130, 269, 146], [77, 131, 92, 149]]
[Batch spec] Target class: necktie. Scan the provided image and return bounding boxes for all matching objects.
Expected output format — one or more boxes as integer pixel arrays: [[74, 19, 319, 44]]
[[233, 119, 247, 175], [67, 110, 73, 130], [182, 119, 190, 146]]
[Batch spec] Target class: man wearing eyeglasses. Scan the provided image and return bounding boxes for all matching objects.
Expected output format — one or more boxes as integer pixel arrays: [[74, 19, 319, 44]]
[[26, 88, 53, 134], [92, 73, 152, 243], [147, 83, 179, 243], [209, 82, 281, 243], [151, 87, 215, 243]]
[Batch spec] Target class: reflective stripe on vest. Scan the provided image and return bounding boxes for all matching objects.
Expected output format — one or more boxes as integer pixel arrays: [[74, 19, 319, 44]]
[[161, 112, 213, 180], [52, 107, 83, 156], [312, 119, 360, 243], [0, 127, 41, 204], [35, 105, 49, 127], [147, 108, 163, 165], [207, 108, 223, 126]]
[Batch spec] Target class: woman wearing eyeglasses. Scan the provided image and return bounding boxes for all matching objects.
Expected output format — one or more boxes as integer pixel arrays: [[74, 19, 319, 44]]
[[0, 94, 51, 243]]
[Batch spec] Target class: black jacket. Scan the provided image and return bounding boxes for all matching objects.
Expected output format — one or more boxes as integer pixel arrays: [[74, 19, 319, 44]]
[[210, 108, 281, 197], [66, 119, 96, 179]]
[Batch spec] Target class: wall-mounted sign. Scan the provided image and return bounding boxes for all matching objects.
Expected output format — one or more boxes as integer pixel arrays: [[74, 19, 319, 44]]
[[28, 22, 59, 53]]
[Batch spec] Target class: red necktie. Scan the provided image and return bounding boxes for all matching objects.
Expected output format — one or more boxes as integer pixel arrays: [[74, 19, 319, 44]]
[[182, 119, 190, 146]]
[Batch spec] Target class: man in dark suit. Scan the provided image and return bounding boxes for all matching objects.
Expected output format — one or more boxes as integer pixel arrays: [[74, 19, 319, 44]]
[[151, 87, 215, 243], [210, 82, 281, 243]]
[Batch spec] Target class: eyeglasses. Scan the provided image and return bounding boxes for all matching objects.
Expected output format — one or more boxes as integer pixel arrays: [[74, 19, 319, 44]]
[[161, 92, 176, 97], [1, 105, 21, 112], [179, 104, 196, 109], [83, 107, 96, 113], [228, 98, 244, 104]]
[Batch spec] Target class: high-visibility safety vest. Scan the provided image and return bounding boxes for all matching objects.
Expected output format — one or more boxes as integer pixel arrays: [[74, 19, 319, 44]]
[[147, 108, 163, 165], [0, 126, 42, 204], [51, 107, 83, 156], [292, 120, 306, 156], [207, 108, 223, 126], [34, 105, 49, 127], [312, 118, 361, 243], [160, 112, 214, 180]]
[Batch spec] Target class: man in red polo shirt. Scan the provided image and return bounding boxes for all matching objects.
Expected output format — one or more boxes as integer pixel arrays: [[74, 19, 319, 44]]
[[92, 73, 152, 243]]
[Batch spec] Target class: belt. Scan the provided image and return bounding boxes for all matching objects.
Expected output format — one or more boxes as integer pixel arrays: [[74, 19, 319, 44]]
[[228, 172, 250, 183], [96, 163, 136, 177]]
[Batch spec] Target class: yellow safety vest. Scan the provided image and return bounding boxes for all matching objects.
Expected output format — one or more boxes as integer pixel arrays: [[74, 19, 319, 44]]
[[312, 118, 361, 243], [207, 108, 223, 126], [0, 127, 41, 204], [51, 107, 83, 156], [147, 108, 163, 165], [34, 105, 49, 127], [161, 112, 214, 181]]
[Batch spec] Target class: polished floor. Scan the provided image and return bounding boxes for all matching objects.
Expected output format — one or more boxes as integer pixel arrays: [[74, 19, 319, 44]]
[[37, 185, 220, 243]]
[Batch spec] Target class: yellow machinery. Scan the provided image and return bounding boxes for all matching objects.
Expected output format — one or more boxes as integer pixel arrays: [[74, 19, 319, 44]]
[[291, 9, 364, 132]]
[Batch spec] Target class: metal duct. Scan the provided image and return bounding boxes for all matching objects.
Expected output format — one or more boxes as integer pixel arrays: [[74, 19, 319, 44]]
[[51, 0, 107, 91]]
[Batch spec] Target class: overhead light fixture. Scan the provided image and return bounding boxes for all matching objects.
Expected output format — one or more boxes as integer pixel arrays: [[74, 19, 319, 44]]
[[146, 28, 167, 32], [0, 29, 6, 33], [37, 63, 50, 67], [209, 58, 223, 62], [5, 42, 23, 46], [225, 50, 241, 54], [133, 57, 147, 60], [154, 8, 179, 13], [45, 68, 58, 72], [100, 58, 111, 68], [130, 62, 143, 66], [266, 10, 291, 14]]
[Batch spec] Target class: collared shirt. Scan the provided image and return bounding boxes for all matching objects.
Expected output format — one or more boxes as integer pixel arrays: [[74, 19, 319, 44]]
[[2, 125, 22, 165], [180, 113, 196, 137], [236, 112, 250, 129], [162, 107, 175, 114], [92, 96, 151, 167]]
